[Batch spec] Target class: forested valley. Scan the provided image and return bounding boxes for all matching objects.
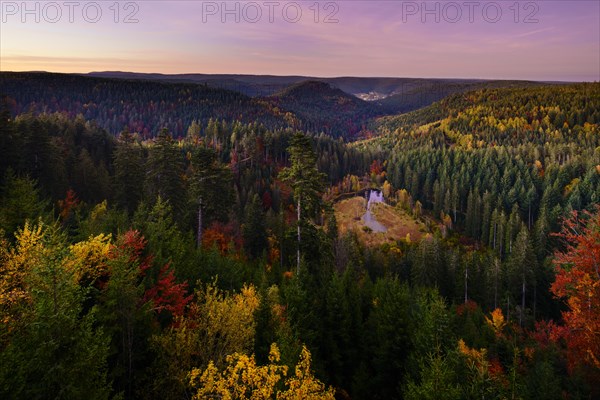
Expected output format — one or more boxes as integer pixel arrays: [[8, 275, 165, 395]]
[[0, 74, 599, 399]]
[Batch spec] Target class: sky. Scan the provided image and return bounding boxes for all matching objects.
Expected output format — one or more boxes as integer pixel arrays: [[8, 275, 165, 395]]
[[1, 0, 599, 81]]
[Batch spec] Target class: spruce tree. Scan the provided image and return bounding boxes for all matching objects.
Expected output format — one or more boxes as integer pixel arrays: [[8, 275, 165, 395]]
[[279, 133, 326, 273]]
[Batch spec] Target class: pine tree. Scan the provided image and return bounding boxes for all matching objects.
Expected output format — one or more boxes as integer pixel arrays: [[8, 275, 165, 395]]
[[279, 133, 326, 273], [0, 170, 47, 236], [188, 145, 233, 248], [145, 128, 185, 223], [113, 127, 145, 214], [243, 194, 268, 259], [0, 98, 20, 184], [507, 224, 536, 326]]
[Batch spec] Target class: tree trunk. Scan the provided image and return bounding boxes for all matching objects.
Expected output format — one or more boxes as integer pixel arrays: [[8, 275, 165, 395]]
[[520, 277, 526, 327], [533, 284, 537, 321], [197, 197, 203, 248], [297, 194, 301, 274], [494, 260, 498, 309], [464, 264, 468, 303]]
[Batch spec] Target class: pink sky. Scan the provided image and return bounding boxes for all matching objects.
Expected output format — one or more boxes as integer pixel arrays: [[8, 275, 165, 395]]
[[1, 1, 598, 81]]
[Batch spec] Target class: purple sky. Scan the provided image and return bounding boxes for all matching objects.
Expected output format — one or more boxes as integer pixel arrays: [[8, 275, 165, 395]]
[[1, 1, 598, 81]]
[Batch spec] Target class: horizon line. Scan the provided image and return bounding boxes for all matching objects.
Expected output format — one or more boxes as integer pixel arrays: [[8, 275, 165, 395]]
[[2, 69, 596, 84]]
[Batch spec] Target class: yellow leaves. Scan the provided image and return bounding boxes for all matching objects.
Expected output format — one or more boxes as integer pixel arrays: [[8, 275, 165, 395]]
[[2, 225, 118, 337], [583, 122, 595, 133], [12, 221, 46, 265], [279, 346, 335, 400], [170, 282, 260, 366], [0, 221, 46, 328], [192, 282, 261, 366], [90, 200, 108, 221], [382, 180, 392, 199], [237, 284, 260, 322], [149, 282, 261, 396], [563, 178, 580, 197], [190, 344, 287, 400], [189, 343, 334, 400], [66, 234, 112, 285], [485, 308, 507, 336]]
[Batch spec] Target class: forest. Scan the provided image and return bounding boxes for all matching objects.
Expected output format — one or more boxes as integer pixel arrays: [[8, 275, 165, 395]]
[[0, 76, 599, 399]]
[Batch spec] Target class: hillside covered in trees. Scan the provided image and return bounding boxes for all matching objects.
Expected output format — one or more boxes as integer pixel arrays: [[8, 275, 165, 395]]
[[1, 72, 553, 140], [0, 78, 599, 399], [2, 72, 382, 139]]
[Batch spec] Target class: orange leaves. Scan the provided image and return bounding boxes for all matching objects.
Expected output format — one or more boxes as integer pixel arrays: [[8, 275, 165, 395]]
[[202, 222, 240, 256], [57, 189, 80, 222], [455, 300, 478, 317], [202, 228, 229, 255], [551, 209, 600, 374], [485, 308, 507, 337], [458, 339, 487, 370]]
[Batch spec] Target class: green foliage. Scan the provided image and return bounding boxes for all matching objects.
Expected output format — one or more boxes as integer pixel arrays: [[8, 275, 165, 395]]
[[368, 83, 600, 258], [243, 194, 268, 259], [365, 277, 412, 399], [113, 128, 145, 214], [0, 222, 111, 399], [0, 82, 597, 399], [0, 170, 48, 237], [188, 144, 234, 246], [403, 349, 461, 400], [133, 197, 192, 280], [279, 132, 327, 218], [145, 129, 186, 223]]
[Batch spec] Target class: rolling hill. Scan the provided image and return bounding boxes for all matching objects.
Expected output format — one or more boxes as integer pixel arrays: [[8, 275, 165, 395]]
[[263, 80, 380, 138], [88, 71, 560, 114]]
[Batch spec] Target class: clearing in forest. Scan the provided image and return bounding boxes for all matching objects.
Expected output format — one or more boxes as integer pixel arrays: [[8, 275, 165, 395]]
[[334, 196, 427, 247]]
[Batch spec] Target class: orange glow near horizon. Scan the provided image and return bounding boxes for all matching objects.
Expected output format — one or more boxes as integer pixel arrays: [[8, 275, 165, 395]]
[[1, 1, 598, 81]]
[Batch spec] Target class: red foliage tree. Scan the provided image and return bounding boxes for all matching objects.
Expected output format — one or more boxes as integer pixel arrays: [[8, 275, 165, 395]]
[[369, 159, 383, 175], [143, 263, 191, 318], [113, 230, 191, 321], [116, 230, 152, 271], [58, 189, 80, 222], [551, 209, 600, 376]]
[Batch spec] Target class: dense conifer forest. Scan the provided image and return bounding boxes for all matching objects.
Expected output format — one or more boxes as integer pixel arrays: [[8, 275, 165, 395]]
[[0, 74, 599, 399]]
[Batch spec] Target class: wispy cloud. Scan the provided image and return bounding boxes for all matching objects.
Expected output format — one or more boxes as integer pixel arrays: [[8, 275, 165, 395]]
[[1, 1, 598, 80]]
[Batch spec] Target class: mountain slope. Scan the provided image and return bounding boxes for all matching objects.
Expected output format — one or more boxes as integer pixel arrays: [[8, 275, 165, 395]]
[[0, 72, 293, 137], [88, 72, 562, 113], [264, 80, 380, 138]]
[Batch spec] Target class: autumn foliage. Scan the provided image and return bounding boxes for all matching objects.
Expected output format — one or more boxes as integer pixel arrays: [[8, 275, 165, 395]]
[[551, 209, 600, 374], [189, 343, 335, 400], [143, 263, 191, 318]]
